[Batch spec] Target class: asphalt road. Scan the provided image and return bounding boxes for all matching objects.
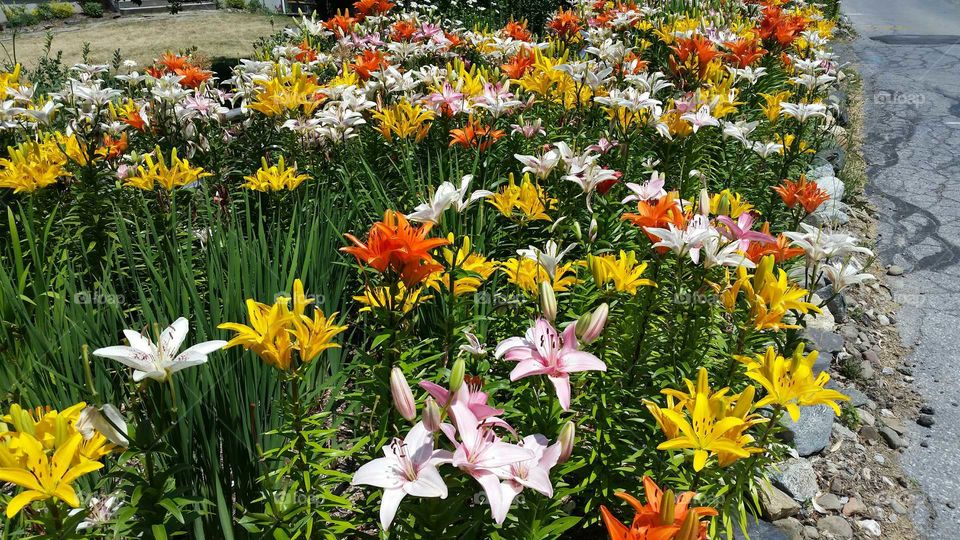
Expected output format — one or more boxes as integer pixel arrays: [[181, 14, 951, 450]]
[[844, 0, 960, 536]]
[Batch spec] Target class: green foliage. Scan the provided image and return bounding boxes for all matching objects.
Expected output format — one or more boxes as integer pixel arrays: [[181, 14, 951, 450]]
[[225, 0, 246, 10], [3, 6, 39, 27], [82, 1, 104, 17], [49, 2, 77, 18]]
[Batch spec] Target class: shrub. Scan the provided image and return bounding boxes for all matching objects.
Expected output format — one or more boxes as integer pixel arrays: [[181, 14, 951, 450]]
[[49, 2, 76, 18], [33, 3, 54, 20], [81, 1, 103, 17], [225, 0, 245, 9], [2, 6, 38, 27]]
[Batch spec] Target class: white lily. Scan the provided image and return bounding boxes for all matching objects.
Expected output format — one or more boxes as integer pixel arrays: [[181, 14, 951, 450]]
[[93, 317, 225, 382], [352, 422, 452, 530], [406, 175, 492, 224], [518, 240, 575, 280]]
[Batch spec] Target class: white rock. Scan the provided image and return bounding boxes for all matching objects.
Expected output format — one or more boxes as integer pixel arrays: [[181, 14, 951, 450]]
[[857, 519, 882, 537]]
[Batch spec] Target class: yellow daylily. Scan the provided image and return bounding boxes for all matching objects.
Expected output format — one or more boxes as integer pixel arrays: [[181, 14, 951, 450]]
[[653, 368, 754, 471], [247, 63, 321, 117], [737, 345, 849, 422], [123, 146, 212, 191], [488, 172, 556, 223], [219, 279, 346, 370], [371, 99, 435, 142], [0, 136, 72, 193], [499, 257, 579, 294], [243, 156, 311, 192], [588, 251, 657, 295], [0, 433, 103, 517]]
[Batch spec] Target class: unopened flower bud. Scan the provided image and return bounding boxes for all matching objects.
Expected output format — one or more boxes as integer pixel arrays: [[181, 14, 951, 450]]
[[571, 220, 582, 241], [676, 507, 700, 540], [539, 281, 557, 322], [575, 311, 592, 338], [581, 303, 609, 344], [699, 187, 711, 216], [557, 421, 575, 463], [390, 367, 416, 421], [449, 357, 466, 394], [588, 216, 598, 243], [586, 254, 605, 287], [659, 489, 675, 525], [423, 397, 441, 432]]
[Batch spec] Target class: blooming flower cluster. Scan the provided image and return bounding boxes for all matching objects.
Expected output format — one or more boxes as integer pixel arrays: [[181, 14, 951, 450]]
[[0, 0, 872, 536]]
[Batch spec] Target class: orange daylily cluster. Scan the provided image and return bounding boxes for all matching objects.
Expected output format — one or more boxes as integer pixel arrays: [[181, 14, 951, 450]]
[[723, 38, 767, 68], [622, 193, 687, 242], [449, 119, 505, 151], [352, 0, 394, 17], [324, 10, 358, 37], [600, 477, 717, 540], [773, 176, 830, 214], [351, 50, 390, 80], [669, 36, 719, 80], [341, 210, 450, 287], [759, 4, 809, 48], [501, 49, 536, 79], [547, 9, 582, 40], [503, 19, 532, 42], [745, 223, 804, 263], [148, 53, 212, 89]]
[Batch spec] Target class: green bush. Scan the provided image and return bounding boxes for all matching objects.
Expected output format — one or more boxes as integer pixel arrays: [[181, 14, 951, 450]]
[[225, 0, 245, 9], [33, 3, 54, 20], [2, 6, 38, 27], [49, 2, 76, 18], [81, 1, 103, 17]]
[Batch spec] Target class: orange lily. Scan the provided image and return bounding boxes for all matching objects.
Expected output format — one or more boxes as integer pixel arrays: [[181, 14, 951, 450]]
[[600, 477, 717, 540]]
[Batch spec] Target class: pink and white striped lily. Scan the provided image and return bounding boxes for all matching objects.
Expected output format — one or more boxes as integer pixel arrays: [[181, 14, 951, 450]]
[[494, 319, 607, 411]]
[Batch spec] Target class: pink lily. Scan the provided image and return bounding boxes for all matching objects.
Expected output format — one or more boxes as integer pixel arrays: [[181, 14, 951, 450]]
[[419, 379, 505, 423], [494, 434, 562, 523], [494, 319, 606, 411], [351, 422, 452, 530], [445, 402, 535, 524], [716, 213, 775, 251], [622, 171, 667, 204]]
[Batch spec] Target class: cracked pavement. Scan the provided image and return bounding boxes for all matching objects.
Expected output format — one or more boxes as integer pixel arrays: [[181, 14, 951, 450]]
[[844, 0, 960, 536]]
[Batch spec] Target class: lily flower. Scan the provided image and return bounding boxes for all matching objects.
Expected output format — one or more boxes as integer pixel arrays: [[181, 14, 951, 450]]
[[445, 402, 534, 524], [407, 175, 492, 224], [517, 240, 576, 280], [495, 319, 606, 411], [494, 434, 562, 523], [820, 259, 875, 293], [352, 422, 452, 530], [419, 378, 504, 424], [622, 171, 667, 204], [93, 317, 225, 383]]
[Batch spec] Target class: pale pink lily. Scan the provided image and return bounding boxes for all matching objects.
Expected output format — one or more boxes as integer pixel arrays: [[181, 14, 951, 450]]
[[494, 319, 606, 411], [419, 379, 504, 423], [494, 434, 562, 523], [352, 422, 452, 530], [716, 213, 776, 251], [444, 402, 535, 524], [622, 171, 667, 204]]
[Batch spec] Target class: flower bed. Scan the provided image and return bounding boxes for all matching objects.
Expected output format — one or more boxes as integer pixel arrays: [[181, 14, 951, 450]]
[[0, 0, 872, 537]]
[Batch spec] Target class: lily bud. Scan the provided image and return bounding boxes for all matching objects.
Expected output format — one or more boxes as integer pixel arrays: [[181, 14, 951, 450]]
[[539, 281, 557, 322], [588, 216, 598, 243], [586, 254, 605, 287], [699, 187, 711, 216], [423, 397, 442, 432], [390, 367, 416, 421], [557, 421, 575, 463], [449, 357, 466, 395], [659, 489, 676, 525], [676, 508, 701, 540], [581, 303, 609, 344], [571, 220, 582, 241], [575, 311, 592, 338]]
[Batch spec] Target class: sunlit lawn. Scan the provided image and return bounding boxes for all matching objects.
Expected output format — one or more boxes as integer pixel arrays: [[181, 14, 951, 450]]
[[0, 10, 291, 67]]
